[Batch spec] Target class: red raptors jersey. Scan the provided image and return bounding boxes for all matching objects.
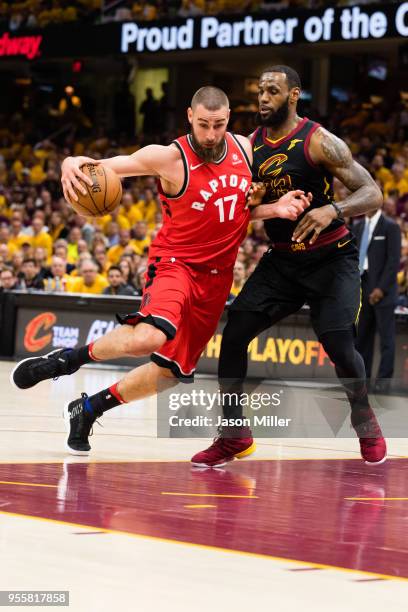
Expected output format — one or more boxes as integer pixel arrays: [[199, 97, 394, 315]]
[[151, 132, 252, 269]]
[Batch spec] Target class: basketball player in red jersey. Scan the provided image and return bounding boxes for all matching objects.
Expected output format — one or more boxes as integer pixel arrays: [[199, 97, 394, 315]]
[[11, 86, 310, 455], [192, 67, 386, 468]]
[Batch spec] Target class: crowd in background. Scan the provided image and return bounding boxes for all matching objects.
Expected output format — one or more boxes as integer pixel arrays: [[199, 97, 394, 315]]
[[1, 0, 401, 30], [0, 89, 407, 305]]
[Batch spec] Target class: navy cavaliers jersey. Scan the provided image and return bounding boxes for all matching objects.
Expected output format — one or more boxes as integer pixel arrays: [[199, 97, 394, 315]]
[[251, 117, 344, 243]]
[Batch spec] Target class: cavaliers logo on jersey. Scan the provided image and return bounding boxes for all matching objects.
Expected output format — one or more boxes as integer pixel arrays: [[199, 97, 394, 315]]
[[258, 153, 292, 200], [258, 153, 288, 179]]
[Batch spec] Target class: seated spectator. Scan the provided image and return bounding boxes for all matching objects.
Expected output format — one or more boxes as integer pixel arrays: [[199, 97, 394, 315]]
[[67, 226, 82, 263], [69, 252, 93, 276], [30, 216, 53, 258], [44, 256, 72, 292], [105, 221, 120, 247], [242, 238, 255, 262], [119, 257, 137, 289], [0, 267, 19, 291], [0, 224, 10, 249], [11, 251, 24, 278], [19, 258, 44, 290], [78, 239, 91, 257], [93, 245, 110, 276], [102, 266, 139, 296], [8, 211, 27, 254], [383, 196, 398, 219], [384, 162, 408, 198], [33, 247, 49, 279], [67, 259, 109, 294], [72, 214, 95, 246], [141, 188, 159, 227], [370, 154, 392, 187], [49, 211, 69, 241], [119, 191, 143, 225], [0, 244, 10, 265], [53, 240, 76, 274], [229, 261, 247, 299], [92, 231, 109, 251], [136, 266, 147, 292], [132, 221, 151, 255], [107, 228, 136, 264]]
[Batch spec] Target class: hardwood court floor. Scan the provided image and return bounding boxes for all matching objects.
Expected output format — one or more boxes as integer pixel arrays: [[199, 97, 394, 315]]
[[1, 361, 408, 612]]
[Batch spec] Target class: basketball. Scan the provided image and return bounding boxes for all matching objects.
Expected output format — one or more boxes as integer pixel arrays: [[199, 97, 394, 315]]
[[70, 163, 122, 217]]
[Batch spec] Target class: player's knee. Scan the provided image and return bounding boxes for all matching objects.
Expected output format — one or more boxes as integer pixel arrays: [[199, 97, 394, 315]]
[[126, 324, 167, 356], [320, 330, 355, 370], [148, 362, 178, 389]]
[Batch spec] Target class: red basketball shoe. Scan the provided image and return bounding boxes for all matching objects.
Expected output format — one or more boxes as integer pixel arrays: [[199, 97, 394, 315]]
[[191, 428, 256, 468], [351, 408, 387, 465]]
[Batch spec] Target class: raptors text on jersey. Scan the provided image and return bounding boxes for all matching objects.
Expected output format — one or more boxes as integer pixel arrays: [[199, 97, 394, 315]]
[[151, 132, 252, 269]]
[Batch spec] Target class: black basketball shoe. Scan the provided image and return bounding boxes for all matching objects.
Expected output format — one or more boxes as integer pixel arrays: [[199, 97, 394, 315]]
[[63, 393, 102, 456], [11, 349, 80, 390]]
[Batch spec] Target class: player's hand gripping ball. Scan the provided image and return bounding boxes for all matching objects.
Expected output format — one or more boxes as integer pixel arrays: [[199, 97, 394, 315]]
[[63, 160, 122, 218]]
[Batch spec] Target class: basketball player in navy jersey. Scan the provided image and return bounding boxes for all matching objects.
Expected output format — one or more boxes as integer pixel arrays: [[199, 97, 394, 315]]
[[192, 66, 386, 468], [11, 86, 310, 455]]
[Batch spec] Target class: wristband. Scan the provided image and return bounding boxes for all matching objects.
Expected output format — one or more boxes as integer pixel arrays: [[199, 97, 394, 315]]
[[330, 201, 344, 219]]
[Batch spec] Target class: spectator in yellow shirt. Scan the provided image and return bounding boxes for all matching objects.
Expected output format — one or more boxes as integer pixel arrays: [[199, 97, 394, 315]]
[[141, 188, 158, 225], [49, 211, 68, 242], [132, 221, 151, 255], [370, 154, 392, 187], [384, 162, 408, 197], [119, 191, 143, 226], [30, 217, 53, 258], [67, 226, 82, 263], [107, 228, 137, 264], [130, 185, 145, 212], [98, 209, 131, 233], [8, 212, 28, 254], [29, 159, 47, 184], [67, 260, 109, 294]]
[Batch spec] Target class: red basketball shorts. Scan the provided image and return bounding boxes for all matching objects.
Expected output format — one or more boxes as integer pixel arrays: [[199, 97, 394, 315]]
[[117, 257, 233, 380]]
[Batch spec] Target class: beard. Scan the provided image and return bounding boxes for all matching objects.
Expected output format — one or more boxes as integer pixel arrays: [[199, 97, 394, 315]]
[[190, 128, 226, 163], [256, 95, 290, 128]]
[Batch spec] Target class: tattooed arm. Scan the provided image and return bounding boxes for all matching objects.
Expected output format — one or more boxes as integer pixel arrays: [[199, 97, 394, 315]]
[[292, 127, 382, 244], [310, 127, 382, 216]]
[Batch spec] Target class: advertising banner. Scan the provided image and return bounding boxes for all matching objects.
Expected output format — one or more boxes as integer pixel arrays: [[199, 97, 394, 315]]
[[14, 303, 408, 382], [1, 3, 407, 61]]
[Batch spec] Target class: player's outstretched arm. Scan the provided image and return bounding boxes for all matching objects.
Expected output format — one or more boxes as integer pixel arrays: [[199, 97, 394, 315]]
[[61, 145, 177, 203], [249, 186, 311, 221], [292, 128, 383, 244]]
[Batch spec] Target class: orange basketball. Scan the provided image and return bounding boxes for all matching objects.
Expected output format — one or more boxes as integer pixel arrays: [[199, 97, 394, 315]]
[[70, 163, 122, 217]]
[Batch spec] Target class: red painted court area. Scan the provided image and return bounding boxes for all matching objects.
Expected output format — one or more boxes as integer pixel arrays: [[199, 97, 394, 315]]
[[0, 458, 407, 579]]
